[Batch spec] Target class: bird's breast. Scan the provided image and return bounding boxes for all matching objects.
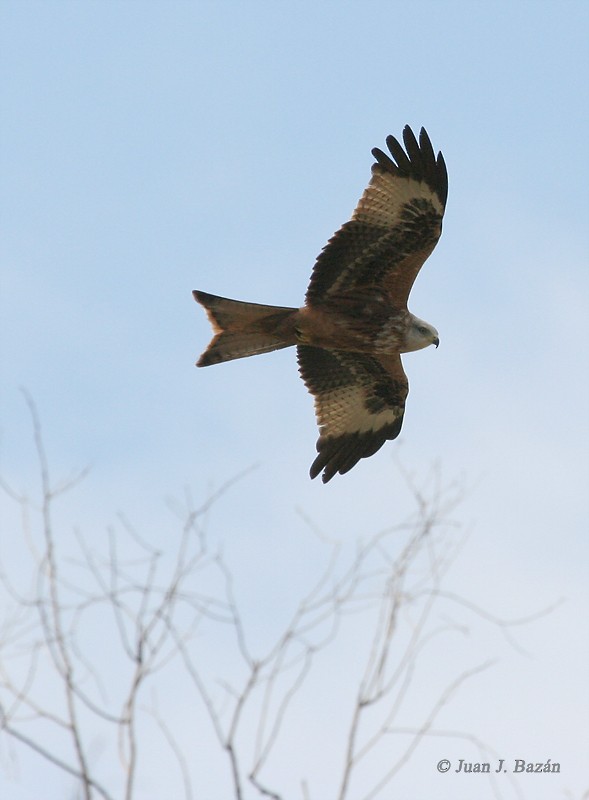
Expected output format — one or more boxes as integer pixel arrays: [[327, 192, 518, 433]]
[[297, 301, 407, 354]]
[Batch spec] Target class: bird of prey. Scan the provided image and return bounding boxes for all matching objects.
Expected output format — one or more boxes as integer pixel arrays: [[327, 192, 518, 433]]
[[193, 125, 447, 482]]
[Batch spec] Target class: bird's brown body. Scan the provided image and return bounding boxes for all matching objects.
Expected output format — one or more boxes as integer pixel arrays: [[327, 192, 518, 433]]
[[297, 293, 414, 354]]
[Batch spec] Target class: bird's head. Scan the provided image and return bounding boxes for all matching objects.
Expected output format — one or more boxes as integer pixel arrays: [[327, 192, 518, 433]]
[[403, 315, 439, 352]]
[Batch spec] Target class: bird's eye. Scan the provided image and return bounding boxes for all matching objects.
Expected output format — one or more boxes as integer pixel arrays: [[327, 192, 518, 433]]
[[418, 326, 428, 335]]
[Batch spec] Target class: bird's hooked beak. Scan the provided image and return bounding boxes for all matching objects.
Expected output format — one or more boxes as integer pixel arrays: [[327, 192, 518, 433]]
[[433, 336, 440, 349]]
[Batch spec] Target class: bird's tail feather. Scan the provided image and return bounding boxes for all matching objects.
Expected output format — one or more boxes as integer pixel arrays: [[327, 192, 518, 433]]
[[193, 290, 298, 366]]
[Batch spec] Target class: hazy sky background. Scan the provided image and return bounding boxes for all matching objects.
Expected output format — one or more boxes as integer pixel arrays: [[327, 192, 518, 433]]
[[1, 2, 588, 799]]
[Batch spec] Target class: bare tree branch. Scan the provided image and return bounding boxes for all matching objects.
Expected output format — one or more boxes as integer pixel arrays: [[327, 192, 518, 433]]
[[0, 396, 559, 800]]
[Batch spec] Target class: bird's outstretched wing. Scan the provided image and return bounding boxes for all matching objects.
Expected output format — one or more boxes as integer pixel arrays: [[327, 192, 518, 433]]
[[305, 126, 447, 307], [297, 345, 408, 483]]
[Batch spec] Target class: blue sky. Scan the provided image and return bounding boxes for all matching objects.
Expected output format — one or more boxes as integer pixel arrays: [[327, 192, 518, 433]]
[[1, 2, 588, 799]]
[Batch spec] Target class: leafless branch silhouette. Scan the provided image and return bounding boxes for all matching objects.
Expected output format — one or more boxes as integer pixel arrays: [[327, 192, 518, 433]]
[[0, 396, 554, 799]]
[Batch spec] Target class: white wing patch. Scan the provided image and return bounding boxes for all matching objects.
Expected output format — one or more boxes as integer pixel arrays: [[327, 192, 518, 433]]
[[353, 171, 444, 229], [315, 384, 402, 438]]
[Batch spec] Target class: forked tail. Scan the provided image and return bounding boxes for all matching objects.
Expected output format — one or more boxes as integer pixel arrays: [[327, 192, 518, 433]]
[[193, 290, 298, 366]]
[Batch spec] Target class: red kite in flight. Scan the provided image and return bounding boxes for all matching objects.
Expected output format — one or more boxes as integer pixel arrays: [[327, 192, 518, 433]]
[[194, 126, 447, 482]]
